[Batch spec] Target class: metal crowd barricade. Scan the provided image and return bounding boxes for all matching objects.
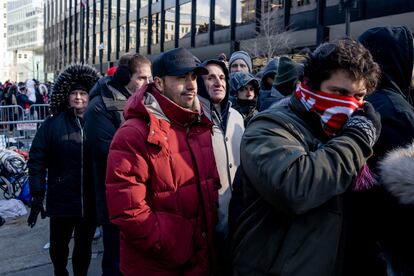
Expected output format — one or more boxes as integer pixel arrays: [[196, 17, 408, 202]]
[[0, 104, 50, 150]]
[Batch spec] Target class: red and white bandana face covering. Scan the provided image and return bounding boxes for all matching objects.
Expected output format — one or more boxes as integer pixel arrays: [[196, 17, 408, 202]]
[[295, 82, 363, 136]]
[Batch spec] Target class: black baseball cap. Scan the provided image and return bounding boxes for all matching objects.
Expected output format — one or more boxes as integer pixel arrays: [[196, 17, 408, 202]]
[[153, 48, 208, 78]]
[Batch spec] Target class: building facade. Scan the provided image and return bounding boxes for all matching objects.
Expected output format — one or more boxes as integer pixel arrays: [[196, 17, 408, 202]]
[[6, 0, 44, 82], [0, 0, 13, 83], [44, 0, 414, 78]]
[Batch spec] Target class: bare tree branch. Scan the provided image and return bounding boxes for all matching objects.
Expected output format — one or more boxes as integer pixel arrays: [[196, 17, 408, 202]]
[[241, 7, 293, 61]]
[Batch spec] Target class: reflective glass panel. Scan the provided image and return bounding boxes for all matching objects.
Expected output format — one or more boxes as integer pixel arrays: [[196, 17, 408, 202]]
[[215, 0, 230, 30], [164, 7, 175, 42], [196, 0, 209, 34], [179, 2, 191, 39]]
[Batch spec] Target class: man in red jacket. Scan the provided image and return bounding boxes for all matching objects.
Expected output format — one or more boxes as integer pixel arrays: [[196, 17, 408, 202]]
[[105, 48, 220, 275]]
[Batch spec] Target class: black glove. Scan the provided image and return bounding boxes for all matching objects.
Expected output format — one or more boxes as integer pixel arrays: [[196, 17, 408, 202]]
[[27, 195, 46, 228], [345, 102, 381, 146]]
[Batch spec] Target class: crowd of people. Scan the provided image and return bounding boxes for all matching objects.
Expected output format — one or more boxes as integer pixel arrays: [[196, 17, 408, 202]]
[[22, 25, 414, 276], [0, 79, 51, 108]]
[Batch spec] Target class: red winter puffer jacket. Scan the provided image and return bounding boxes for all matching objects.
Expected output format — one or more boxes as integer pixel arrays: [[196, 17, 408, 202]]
[[106, 83, 220, 275]]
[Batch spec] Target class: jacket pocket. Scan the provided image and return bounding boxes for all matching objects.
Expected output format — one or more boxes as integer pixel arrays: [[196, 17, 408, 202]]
[[153, 212, 195, 267]]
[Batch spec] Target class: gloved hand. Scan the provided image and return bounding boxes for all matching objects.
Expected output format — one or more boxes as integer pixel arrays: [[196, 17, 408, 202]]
[[27, 195, 46, 228], [345, 102, 381, 146]]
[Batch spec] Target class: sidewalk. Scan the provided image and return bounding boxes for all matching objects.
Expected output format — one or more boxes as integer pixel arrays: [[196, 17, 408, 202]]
[[0, 210, 103, 275]]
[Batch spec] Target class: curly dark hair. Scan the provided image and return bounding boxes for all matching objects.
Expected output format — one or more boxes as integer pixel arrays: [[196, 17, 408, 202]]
[[50, 64, 99, 115], [303, 38, 381, 93]]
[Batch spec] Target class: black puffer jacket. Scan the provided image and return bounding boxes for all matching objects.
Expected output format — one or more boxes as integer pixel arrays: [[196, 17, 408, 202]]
[[350, 26, 414, 275], [84, 77, 130, 225], [28, 109, 95, 218]]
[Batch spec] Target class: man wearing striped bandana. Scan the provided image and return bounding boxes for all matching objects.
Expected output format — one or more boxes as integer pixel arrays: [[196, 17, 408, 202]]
[[231, 38, 382, 275]]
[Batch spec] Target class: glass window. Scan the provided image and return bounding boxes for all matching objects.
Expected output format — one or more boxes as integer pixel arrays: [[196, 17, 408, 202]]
[[103, 30, 108, 57], [111, 1, 117, 21], [196, 0, 209, 34], [179, 2, 191, 39], [236, 0, 256, 24], [152, 12, 161, 45], [129, 20, 137, 50], [89, 34, 93, 60], [120, 24, 126, 51], [130, 0, 137, 11], [165, 7, 175, 43], [111, 28, 116, 53], [140, 17, 148, 47], [120, 0, 127, 17], [103, 0, 108, 30], [215, 0, 231, 30], [141, 0, 149, 8], [95, 33, 100, 58]]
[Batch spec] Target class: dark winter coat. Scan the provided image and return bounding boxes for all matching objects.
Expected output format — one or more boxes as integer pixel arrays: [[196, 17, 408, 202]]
[[231, 95, 373, 276], [84, 76, 130, 225], [28, 109, 96, 218], [106, 83, 220, 275], [352, 26, 414, 275], [232, 99, 258, 126]]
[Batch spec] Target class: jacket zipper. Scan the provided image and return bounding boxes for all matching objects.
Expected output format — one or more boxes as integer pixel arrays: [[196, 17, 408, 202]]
[[75, 116, 84, 217], [185, 126, 216, 272]]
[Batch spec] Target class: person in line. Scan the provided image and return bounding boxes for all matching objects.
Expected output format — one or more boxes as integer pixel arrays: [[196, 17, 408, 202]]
[[273, 56, 301, 97], [257, 58, 284, 111], [231, 38, 381, 275], [229, 72, 260, 126], [345, 25, 414, 275], [105, 48, 220, 275], [84, 53, 152, 276], [27, 64, 99, 276], [197, 59, 245, 274], [229, 51, 252, 73]]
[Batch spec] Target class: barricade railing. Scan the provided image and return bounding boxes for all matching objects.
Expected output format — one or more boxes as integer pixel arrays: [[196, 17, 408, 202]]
[[0, 104, 50, 150]]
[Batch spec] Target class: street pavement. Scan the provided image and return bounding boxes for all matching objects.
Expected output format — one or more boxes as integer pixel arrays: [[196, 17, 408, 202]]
[[0, 207, 103, 275]]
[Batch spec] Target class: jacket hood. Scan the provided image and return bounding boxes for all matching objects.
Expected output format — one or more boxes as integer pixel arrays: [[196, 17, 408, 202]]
[[88, 76, 111, 100], [229, 72, 260, 97], [197, 59, 231, 112], [260, 58, 279, 89], [358, 26, 413, 99], [89, 76, 131, 102], [379, 141, 414, 205]]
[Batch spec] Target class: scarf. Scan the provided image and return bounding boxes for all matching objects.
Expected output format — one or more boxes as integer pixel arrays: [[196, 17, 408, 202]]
[[295, 83, 362, 137], [296, 82, 375, 191]]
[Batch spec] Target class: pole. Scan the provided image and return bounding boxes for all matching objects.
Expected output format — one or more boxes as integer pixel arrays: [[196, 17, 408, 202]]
[[36, 62, 39, 80], [80, 2, 85, 64], [345, 6, 350, 36], [99, 47, 103, 76]]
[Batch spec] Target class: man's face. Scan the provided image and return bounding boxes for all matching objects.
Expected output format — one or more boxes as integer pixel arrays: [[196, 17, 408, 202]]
[[204, 64, 226, 104], [126, 64, 152, 92], [320, 69, 367, 104], [230, 59, 249, 73], [237, 83, 256, 100], [156, 71, 198, 109]]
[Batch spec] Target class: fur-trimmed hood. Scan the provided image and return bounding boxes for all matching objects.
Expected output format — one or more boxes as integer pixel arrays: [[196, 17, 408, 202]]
[[379, 141, 414, 204]]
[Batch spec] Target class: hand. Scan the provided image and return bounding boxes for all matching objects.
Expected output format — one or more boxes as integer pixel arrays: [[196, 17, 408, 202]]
[[27, 196, 46, 228], [345, 102, 381, 146]]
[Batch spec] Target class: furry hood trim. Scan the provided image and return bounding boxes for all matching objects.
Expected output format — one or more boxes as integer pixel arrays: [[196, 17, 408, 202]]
[[379, 141, 414, 205]]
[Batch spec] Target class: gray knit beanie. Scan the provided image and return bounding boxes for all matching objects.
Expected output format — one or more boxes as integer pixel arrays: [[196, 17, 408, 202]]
[[229, 51, 253, 72]]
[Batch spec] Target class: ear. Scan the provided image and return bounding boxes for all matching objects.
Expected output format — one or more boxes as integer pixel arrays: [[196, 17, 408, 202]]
[[154, 77, 164, 93]]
